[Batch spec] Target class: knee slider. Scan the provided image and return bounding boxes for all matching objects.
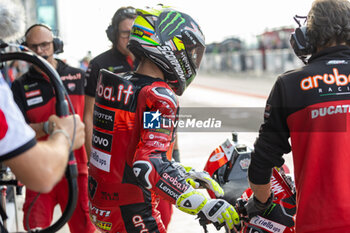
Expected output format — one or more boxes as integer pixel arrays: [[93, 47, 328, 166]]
[[133, 161, 153, 189]]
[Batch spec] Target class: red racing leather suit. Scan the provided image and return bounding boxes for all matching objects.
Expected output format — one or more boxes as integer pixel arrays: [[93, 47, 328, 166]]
[[88, 70, 190, 233], [248, 45, 350, 233]]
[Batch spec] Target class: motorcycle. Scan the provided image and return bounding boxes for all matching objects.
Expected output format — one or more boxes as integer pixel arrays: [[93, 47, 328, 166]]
[[201, 133, 296, 233]]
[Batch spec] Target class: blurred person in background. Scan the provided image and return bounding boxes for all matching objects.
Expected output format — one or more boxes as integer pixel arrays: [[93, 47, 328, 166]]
[[10, 24, 96, 233], [247, 0, 350, 232], [80, 50, 92, 71], [84, 6, 138, 160], [6, 60, 28, 83]]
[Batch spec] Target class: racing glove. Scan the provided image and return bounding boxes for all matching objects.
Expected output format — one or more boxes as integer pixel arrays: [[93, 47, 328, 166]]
[[175, 163, 224, 197], [176, 187, 239, 230], [244, 192, 274, 219]]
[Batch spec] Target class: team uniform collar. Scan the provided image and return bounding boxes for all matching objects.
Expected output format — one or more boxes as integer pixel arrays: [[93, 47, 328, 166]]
[[308, 45, 350, 63]]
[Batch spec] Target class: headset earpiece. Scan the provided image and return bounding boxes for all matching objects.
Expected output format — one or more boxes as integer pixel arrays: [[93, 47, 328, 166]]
[[106, 25, 116, 43], [52, 37, 64, 54], [290, 25, 314, 64], [289, 14, 314, 63], [290, 26, 313, 57], [295, 27, 309, 48], [106, 7, 136, 44]]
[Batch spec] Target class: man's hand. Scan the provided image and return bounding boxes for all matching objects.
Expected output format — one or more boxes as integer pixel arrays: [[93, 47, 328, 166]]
[[245, 192, 274, 219], [49, 114, 85, 150], [176, 187, 239, 230]]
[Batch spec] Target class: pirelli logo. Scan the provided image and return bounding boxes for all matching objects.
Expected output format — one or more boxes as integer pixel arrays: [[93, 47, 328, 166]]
[[93, 105, 115, 131]]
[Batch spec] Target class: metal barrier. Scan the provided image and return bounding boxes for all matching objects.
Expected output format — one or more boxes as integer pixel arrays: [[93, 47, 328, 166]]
[[201, 48, 304, 76]]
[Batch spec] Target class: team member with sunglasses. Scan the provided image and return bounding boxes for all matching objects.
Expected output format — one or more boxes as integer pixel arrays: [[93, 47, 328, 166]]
[[11, 24, 96, 233]]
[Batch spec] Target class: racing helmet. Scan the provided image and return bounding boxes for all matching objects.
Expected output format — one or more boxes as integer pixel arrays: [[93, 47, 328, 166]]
[[127, 7, 206, 95]]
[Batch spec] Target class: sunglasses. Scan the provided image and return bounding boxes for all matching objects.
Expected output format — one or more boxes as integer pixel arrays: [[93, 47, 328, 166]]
[[27, 41, 53, 51], [119, 30, 131, 39]]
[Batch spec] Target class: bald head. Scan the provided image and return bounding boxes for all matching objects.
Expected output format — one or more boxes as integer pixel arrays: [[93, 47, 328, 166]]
[[25, 25, 53, 41]]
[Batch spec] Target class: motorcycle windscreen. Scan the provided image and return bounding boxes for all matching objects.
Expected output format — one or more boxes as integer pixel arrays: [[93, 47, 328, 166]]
[[221, 152, 251, 205]]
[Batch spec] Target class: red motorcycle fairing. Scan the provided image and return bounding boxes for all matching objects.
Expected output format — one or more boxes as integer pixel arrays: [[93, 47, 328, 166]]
[[204, 137, 252, 204], [203, 133, 296, 233]]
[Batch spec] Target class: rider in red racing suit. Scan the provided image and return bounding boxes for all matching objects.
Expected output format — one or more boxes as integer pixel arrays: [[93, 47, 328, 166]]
[[88, 6, 239, 233], [89, 71, 181, 232]]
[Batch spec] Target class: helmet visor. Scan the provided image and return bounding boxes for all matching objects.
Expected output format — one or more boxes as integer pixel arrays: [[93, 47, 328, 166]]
[[182, 31, 205, 70]]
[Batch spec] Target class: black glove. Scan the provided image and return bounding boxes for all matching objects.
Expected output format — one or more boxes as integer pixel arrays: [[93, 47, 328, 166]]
[[244, 192, 274, 219]]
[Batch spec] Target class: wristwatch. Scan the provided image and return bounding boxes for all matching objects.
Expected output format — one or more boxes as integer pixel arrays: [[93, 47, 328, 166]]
[[43, 121, 56, 135]]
